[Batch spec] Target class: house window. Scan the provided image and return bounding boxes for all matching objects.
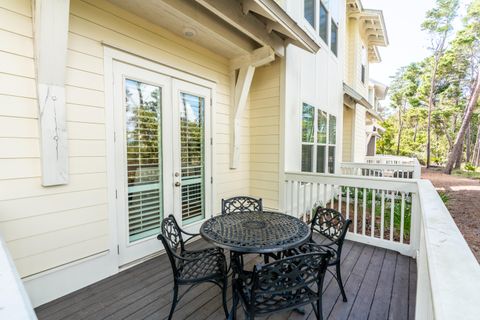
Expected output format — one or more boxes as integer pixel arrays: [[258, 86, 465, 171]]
[[304, 0, 315, 28], [319, 1, 328, 43], [330, 19, 338, 56], [301, 103, 315, 171], [301, 104, 337, 173], [361, 46, 367, 83]]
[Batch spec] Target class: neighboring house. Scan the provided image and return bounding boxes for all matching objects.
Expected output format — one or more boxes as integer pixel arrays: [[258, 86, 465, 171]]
[[0, 0, 479, 319], [342, 0, 388, 162], [366, 79, 387, 156]]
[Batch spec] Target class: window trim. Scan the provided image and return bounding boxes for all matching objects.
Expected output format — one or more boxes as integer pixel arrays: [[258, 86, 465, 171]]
[[301, 103, 337, 174]]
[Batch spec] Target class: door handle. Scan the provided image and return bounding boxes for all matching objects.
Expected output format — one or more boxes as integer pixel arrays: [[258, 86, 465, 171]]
[[175, 182, 181, 187]]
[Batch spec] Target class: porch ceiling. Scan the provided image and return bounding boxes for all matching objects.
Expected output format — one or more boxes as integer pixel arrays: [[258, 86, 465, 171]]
[[108, 0, 319, 59]]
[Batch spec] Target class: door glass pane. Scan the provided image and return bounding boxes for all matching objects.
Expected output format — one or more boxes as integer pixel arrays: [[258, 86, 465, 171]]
[[302, 103, 314, 143], [125, 79, 163, 242], [318, 111, 327, 144], [304, 0, 315, 27], [317, 145, 326, 173], [180, 93, 205, 224], [302, 145, 313, 172]]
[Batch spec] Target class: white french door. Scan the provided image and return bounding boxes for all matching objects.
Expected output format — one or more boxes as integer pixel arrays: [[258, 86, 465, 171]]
[[113, 62, 211, 266]]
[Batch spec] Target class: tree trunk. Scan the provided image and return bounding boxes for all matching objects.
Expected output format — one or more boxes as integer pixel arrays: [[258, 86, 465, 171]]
[[473, 123, 480, 166], [413, 119, 419, 142], [396, 108, 403, 155], [445, 72, 480, 174], [454, 141, 463, 169], [466, 124, 471, 162]]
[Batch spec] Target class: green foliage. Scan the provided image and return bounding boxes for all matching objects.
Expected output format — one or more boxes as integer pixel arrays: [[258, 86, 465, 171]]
[[464, 162, 476, 171], [379, 0, 480, 166], [437, 191, 449, 203]]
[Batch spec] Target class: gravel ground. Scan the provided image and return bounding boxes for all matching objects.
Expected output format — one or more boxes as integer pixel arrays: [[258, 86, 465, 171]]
[[422, 167, 480, 262]]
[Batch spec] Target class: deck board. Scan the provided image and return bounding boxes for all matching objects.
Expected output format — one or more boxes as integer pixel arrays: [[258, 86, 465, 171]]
[[35, 239, 416, 320]]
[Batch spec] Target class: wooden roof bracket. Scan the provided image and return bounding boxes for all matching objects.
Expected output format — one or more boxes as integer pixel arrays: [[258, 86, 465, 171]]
[[33, 0, 70, 186], [230, 47, 275, 169]]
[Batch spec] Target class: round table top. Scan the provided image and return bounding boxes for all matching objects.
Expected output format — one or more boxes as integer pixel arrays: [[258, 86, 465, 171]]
[[200, 211, 311, 254]]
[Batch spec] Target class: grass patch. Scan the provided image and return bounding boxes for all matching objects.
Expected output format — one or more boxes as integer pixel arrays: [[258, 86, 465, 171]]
[[452, 168, 480, 180]]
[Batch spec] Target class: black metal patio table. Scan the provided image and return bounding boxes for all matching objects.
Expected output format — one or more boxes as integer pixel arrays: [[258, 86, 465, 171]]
[[200, 211, 311, 319], [200, 211, 311, 255]]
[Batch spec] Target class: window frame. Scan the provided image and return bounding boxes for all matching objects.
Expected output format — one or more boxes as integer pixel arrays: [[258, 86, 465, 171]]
[[301, 103, 337, 174]]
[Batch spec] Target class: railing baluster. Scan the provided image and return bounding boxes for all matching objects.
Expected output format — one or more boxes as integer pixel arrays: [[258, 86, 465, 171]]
[[362, 188, 367, 235], [296, 181, 301, 219], [346, 187, 350, 220], [354, 188, 358, 234], [290, 180, 295, 216], [330, 184, 335, 208], [309, 182, 313, 220], [400, 192, 405, 244], [338, 186, 342, 213], [323, 184, 327, 208], [371, 189, 376, 237], [302, 182, 307, 221], [380, 190, 385, 239], [390, 191, 395, 241]]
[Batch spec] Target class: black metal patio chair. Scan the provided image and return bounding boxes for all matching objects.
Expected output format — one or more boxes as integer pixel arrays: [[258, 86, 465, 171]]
[[304, 207, 352, 302], [221, 196, 263, 215], [231, 251, 332, 320], [157, 215, 229, 320]]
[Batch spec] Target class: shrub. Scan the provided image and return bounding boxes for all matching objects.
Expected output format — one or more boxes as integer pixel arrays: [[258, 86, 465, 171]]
[[464, 162, 476, 172]]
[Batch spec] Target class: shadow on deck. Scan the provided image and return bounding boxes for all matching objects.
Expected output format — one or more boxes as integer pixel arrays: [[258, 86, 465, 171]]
[[35, 238, 416, 320]]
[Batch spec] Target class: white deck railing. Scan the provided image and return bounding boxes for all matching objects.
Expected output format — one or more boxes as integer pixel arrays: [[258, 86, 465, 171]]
[[284, 172, 420, 256], [340, 162, 421, 179], [0, 235, 37, 319], [283, 171, 480, 320]]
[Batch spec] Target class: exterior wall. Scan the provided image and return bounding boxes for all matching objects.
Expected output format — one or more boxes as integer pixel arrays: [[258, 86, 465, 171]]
[[344, 17, 369, 99], [249, 61, 281, 210], [283, 0, 345, 177], [353, 104, 367, 161], [0, 0, 253, 305], [342, 105, 354, 162]]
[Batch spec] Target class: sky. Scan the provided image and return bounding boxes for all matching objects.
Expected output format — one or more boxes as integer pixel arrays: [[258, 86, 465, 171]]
[[362, 0, 467, 87]]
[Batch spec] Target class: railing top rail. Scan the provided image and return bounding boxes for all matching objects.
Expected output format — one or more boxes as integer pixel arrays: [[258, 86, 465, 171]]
[[417, 180, 480, 320], [0, 235, 37, 319], [340, 162, 417, 170], [284, 171, 419, 193]]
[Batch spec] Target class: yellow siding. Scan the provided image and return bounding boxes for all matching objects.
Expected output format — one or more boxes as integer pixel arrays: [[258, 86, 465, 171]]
[[342, 106, 353, 162], [0, 0, 250, 277], [248, 61, 281, 209]]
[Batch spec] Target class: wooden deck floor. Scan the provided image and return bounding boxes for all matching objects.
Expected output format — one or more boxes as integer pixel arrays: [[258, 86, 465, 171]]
[[35, 239, 416, 320]]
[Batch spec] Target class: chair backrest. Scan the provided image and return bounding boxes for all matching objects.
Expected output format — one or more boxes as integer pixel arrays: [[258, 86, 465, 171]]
[[249, 252, 331, 309], [159, 214, 184, 253], [157, 215, 184, 278], [311, 207, 351, 243], [221, 196, 263, 215]]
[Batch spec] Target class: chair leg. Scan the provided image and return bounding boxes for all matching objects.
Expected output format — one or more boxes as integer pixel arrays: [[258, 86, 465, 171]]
[[168, 284, 179, 320], [231, 283, 238, 320], [222, 278, 229, 318], [317, 300, 323, 320], [335, 262, 347, 302]]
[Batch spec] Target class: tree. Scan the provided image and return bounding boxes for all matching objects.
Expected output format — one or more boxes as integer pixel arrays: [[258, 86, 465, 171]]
[[422, 0, 459, 167], [389, 63, 422, 155], [444, 0, 480, 173]]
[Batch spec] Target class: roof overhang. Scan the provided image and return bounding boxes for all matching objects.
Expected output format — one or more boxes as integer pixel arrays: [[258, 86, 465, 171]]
[[343, 83, 383, 121], [195, 0, 320, 56], [370, 79, 389, 100], [346, 0, 388, 63]]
